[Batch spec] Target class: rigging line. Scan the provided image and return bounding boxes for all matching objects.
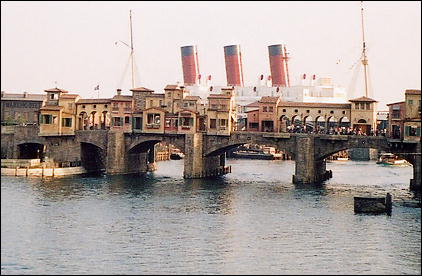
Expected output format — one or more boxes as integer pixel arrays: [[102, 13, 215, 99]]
[[133, 54, 141, 86], [347, 61, 361, 99], [366, 63, 374, 99], [117, 54, 132, 89]]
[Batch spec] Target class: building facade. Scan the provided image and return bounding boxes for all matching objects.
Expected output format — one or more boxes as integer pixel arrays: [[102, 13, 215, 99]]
[[1, 91, 45, 125]]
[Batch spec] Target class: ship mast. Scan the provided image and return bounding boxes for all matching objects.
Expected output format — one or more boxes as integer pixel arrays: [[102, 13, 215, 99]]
[[129, 10, 135, 89], [360, 1, 369, 97]]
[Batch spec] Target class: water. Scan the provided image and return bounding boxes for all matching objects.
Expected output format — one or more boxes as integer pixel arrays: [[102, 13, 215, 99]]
[[1, 160, 420, 275]]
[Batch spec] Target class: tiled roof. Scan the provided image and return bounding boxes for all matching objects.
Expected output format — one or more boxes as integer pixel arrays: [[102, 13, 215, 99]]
[[184, 96, 200, 101], [386, 101, 405, 106], [112, 95, 132, 101], [245, 108, 259, 113], [1, 93, 45, 101], [77, 98, 111, 104], [259, 96, 280, 103], [348, 96, 377, 102], [164, 84, 181, 90], [208, 94, 231, 99], [60, 94, 79, 99], [405, 89, 421, 95], [245, 101, 259, 107], [130, 87, 155, 92], [44, 88, 68, 93]]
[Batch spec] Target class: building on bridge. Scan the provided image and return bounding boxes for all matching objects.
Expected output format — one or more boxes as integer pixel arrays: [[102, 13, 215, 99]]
[[387, 89, 421, 141], [39, 88, 79, 136], [1, 91, 45, 125]]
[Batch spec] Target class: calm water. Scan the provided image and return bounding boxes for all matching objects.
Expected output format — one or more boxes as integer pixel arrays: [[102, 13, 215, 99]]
[[1, 159, 421, 275]]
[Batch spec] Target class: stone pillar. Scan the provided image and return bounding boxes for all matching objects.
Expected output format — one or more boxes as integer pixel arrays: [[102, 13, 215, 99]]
[[183, 133, 225, 178], [293, 136, 314, 184], [410, 143, 421, 192], [106, 131, 126, 174], [293, 136, 331, 184], [147, 146, 157, 172], [184, 133, 204, 178]]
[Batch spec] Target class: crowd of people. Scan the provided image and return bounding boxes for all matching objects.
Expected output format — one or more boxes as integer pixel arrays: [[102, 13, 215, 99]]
[[284, 124, 388, 136]]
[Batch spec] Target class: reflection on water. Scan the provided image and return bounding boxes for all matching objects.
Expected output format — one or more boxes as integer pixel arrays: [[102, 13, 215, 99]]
[[1, 159, 420, 275]]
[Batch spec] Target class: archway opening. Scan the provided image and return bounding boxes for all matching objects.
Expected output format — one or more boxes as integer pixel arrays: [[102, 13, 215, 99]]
[[17, 143, 45, 160], [279, 115, 290, 133], [304, 115, 314, 133], [80, 142, 106, 172]]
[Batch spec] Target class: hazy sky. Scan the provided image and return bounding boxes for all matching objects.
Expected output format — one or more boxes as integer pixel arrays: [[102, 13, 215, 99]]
[[1, 1, 420, 110]]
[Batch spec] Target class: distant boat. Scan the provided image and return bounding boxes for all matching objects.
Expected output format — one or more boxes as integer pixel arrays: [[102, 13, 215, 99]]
[[231, 150, 274, 160], [336, 157, 349, 161], [170, 152, 184, 160], [376, 153, 411, 166]]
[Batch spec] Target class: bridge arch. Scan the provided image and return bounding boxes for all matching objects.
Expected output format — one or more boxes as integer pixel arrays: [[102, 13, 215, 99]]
[[315, 137, 391, 161], [17, 142, 45, 160], [204, 134, 296, 159], [80, 142, 106, 172]]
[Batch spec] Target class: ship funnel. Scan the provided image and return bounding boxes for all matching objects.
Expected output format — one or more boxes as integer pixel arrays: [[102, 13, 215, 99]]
[[181, 45, 200, 86], [224, 45, 244, 87], [268, 44, 290, 87]]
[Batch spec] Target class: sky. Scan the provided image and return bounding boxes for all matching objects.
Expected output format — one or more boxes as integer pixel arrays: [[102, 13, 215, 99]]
[[1, 1, 421, 110]]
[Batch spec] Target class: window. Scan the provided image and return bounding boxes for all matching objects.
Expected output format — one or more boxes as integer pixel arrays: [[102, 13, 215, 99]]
[[306, 110, 310, 113], [147, 113, 160, 125], [263, 106, 268, 112], [318, 110, 321, 113], [133, 117, 142, 130], [283, 109, 286, 112], [165, 118, 171, 128], [150, 100, 153, 107], [221, 104, 227, 110], [294, 109, 298, 113], [355, 103, 359, 110], [93, 105, 96, 108], [50, 94, 55, 100], [68, 103, 73, 110], [366, 103, 370, 110], [82, 105, 86, 109], [408, 99, 413, 105], [113, 117, 123, 126], [342, 111, 346, 114], [41, 114, 53, 124], [189, 102, 194, 107], [125, 116, 130, 124], [210, 119, 217, 129], [104, 105, 108, 108], [269, 106, 273, 112], [219, 119, 228, 127], [211, 104, 218, 109], [249, 122, 259, 129], [180, 117, 193, 127], [406, 126, 420, 137], [183, 102, 189, 107], [360, 103, 365, 110], [62, 118, 72, 127], [330, 110, 334, 114]]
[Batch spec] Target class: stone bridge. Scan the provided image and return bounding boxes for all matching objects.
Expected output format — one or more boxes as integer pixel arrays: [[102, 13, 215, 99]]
[[1, 126, 420, 190]]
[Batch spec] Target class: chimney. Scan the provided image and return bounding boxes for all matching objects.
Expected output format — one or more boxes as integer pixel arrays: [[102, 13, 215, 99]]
[[224, 45, 244, 87], [117, 89, 122, 96], [23, 91, 28, 98], [268, 44, 290, 87], [181, 45, 200, 86]]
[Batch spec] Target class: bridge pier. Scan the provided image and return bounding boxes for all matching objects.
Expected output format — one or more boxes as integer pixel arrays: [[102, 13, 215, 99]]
[[292, 136, 331, 184], [183, 133, 228, 178], [410, 143, 421, 192], [106, 131, 149, 174], [147, 146, 157, 172]]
